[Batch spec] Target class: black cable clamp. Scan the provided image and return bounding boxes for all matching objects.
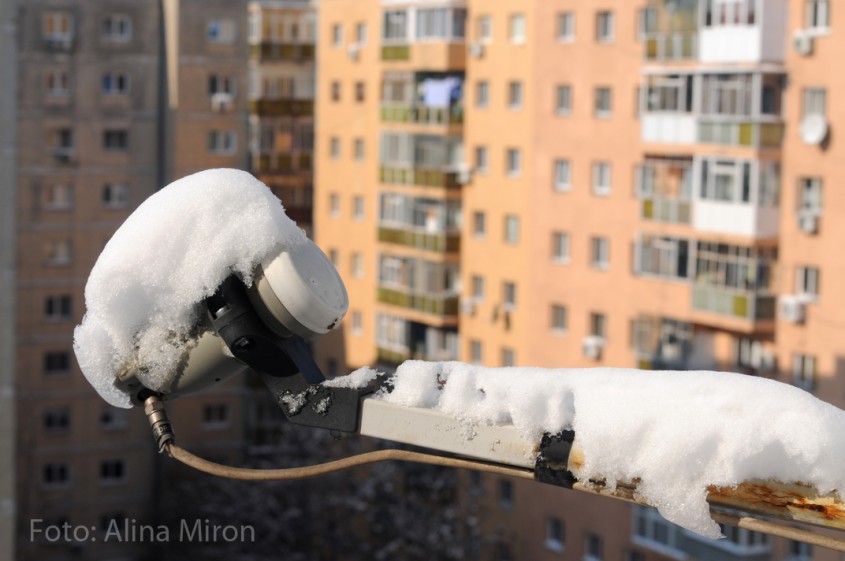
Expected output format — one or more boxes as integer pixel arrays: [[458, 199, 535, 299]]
[[534, 430, 577, 489]]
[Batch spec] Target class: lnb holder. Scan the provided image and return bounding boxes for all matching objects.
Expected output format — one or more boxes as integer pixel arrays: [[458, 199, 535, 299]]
[[206, 275, 376, 434]]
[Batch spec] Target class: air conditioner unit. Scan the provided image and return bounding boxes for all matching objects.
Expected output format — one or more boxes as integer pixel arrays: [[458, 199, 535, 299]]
[[457, 166, 472, 185], [460, 297, 477, 316], [779, 295, 806, 324], [347, 43, 361, 60], [793, 30, 814, 56], [468, 42, 484, 58], [52, 148, 74, 163], [797, 210, 819, 234], [582, 336, 605, 361], [211, 92, 234, 113]]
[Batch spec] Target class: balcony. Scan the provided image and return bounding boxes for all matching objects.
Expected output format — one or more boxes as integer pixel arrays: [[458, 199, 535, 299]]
[[378, 227, 460, 253], [698, 119, 784, 149], [692, 285, 775, 323], [645, 32, 697, 61], [379, 166, 461, 189], [249, 99, 314, 117], [699, 1, 787, 64], [382, 45, 411, 61], [693, 202, 778, 239], [254, 152, 312, 173], [377, 346, 410, 366], [250, 43, 315, 63], [641, 197, 692, 224], [381, 103, 463, 126], [378, 287, 459, 317], [381, 43, 466, 69]]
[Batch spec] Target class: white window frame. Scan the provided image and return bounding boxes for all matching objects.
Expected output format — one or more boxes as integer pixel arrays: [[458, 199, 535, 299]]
[[353, 195, 364, 220], [506, 148, 522, 178], [383, 11, 408, 43], [501, 348, 515, 367], [356, 22, 367, 45], [799, 177, 822, 214], [508, 81, 523, 110], [595, 87, 612, 118], [472, 211, 486, 238], [557, 12, 575, 42], [103, 14, 132, 42], [509, 14, 526, 44], [329, 193, 340, 217], [504, 215, 520, 244], [351, 253, 364, 279], [552, 232, 570, 264], [45, 239, 73, 267], [469, 340, 483, 364], [45, 69, 70, 97], [43, 184, 74, 210], [795, 266, 819, 300], [351, 311, 363, 335], [554, 159, 571, 191], [102, 183, 129, 209], [585, 533, 604, 561], [802, 88, 827, 118], [550, 305, 568, 335], [476, 80, 489, 108], [632, 506, 686, 558], [596, 11, 615, 43], [207, 130, 236, 155], [591, 237, 610, 270], [102, 71, 130, 96], [475, 145, 489, 174], [42, 12, 74, 44], [207, 19, 236, 44], [354, 138, 365, 161], [592, 162, 612, 195], [502, 281, 516, 311], [471, 275, 485, 301], [556, 84, 572, 116], [477, 15, 491, 43], [792, 354, 816, 391], [330, 137, 340, 159], [805, 0, 830, 31]]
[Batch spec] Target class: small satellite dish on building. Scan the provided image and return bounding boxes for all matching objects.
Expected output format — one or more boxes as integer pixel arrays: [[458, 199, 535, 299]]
[[800, 114, 829, 145]]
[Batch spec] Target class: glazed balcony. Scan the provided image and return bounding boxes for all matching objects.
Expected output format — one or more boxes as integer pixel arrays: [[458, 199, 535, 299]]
[[376, 314, 458, 366], [250, 42, 315, 63], [637, 156, 693, 225], [379, 166, 461, 189], [381, 103, 463, 126], [381, 4, 467, 69], [249, 98, 314, 117], [644, 32, 697, 61], [692, 285, 776, 323], [378, 227, 460, 253], [377, 288, 459, 318], [253, 152, 312, 173]]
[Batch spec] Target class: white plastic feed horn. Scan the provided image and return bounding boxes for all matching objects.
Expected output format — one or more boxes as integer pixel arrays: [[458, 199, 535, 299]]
[[254, 239, 349, 340]]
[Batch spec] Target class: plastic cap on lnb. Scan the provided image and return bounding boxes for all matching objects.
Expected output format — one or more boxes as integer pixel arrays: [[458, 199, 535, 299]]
[[248, 239, 349, 339]]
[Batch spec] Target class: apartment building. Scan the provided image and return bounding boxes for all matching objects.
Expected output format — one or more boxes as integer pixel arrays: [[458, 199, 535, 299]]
[[315, 0, 841, 560], [13, 1, 249, 559], [247, 0, 317, 234]]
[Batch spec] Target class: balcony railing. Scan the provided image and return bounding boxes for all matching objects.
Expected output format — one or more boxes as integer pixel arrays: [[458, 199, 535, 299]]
[[698, 119, 784, 149], [254, 152, 312, 173], [382, 45, 411, 61], [381, 103, 463, 125], [378, 287, 459, 317], [379, 166, 461, 189], [249, 99, 314, 117], [644, 32, 697, 61], [692, 285, 776, 322], [250, 43, 315, 62], [378, 226, 460, 253], [641, 197, 692, 225]]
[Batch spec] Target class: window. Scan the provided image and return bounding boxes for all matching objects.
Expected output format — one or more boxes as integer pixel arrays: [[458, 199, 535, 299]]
[[477, 15, 491, 42], [552, 232, 570, 263], [595, 87, 612, 117], [328, 249, 338, 266], [699, 158, 755, 203], [351, 311, 363, 335], [799, 177, 822, 213], [596, 11, 614, 42], [207, 131, 235, 154], [794, 354, 817, 391], [355, 81, 365, 102], [42, 12, 74, 44], [795, 266, 819, 299], [590, 313, 607, 339], [46, 239, 73, 266], [100, 406, 128, 430], [557, 12, 575, 42], [501, 348, 515, 367], [476, 81, 489, 108], [208, 74, 235, 96], [43, 463, 70, 487], [508, 81, 523, 110], [383, 11, 407, 41], [102, 71, 129, 95], [330, 137, 340, 159], [329, 193, 340, 217], [592, 162, 612, 195], [356, 22, 367, 45], [472, 211, 486, 238], [353, 196, 364, 220], [591, 237, 609, 270], [509, 14, 526, 44], [802, 88, 827, 118], [551, 305, 568, 334], [54, 128, 73, 150], [416, 8, 466, 39], [555, 85, 572, 115], [332, 23, 343, 46], [45, 69, 69, 96], [471, 275, 485, 302], [636, 235, 690, 280], [585, 533, 603, 561], [502, 281, 516, 310], [545, 517, 564, 552], [470, 340, 483, 364], [103, 130, 128, 151], [99, 460, 126, 483], [44, 351, 71, 375], [475, 146, 489, 174], [42, 184, 73, 210], [351, 253, 364, 278], [633, 506, 685, 556], [44, 408, 70, 433], [331, 81, 341, 101], [103, 14, 132, 41], [789, 539, 813, 561], [45, 295, 72, 321], [553, 159, 571, 191], [207, 19, 236, 44], [203, 404, 229, 428], [102, 184, 129, 208], [354, 138, 365, 161], [805, 0, 830, 30], [504, 215, 520, 244], [638, 7, 658, 39], [506, 148, 521, 177]]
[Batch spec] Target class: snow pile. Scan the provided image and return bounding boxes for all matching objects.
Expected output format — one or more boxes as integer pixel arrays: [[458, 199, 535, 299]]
[[366, 361, 845, 538], [74, 169, 306, 408]]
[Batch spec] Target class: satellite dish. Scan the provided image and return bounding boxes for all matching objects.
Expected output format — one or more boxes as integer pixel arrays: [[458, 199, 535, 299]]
[[800, 114, 829, 145]]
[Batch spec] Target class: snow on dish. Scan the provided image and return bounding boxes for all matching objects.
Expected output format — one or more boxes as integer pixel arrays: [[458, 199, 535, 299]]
[[356, 360, 845, 538], [74, 169, 306, 408]]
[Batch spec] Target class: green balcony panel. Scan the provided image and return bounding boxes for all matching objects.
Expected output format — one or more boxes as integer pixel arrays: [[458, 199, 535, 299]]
[[643, 199, 654, 219], [382, 45, 411, 61], [732, 294, 749, 318]]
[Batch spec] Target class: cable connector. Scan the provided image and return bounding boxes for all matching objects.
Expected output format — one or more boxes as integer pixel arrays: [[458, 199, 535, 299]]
[[143, 394, 175, 453]]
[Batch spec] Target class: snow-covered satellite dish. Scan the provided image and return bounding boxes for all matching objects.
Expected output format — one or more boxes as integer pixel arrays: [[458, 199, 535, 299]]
[[800, 114, 829, 145]]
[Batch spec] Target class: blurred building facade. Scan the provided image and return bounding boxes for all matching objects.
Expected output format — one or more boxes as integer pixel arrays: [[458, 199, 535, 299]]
[[314, 0, 842, 560], [12, 0, 249, 559]]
